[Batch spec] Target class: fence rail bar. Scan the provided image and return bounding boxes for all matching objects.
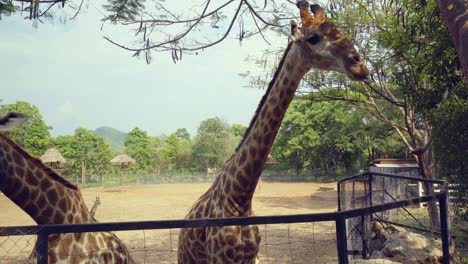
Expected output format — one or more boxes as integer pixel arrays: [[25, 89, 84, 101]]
[[0, 194, 442, 237], [337, 172, 446, 185], [37, 232, 48, 264], [336, 216, 349, 264], [377, 219, 442, 236]]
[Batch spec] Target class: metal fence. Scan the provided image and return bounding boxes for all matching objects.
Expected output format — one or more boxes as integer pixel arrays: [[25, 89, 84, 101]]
[[0, 172, 450, 264], [338, 172, 450, 261]]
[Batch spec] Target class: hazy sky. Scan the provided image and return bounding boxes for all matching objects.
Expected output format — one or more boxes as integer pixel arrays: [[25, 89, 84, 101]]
[[1, 1, 288, 138]]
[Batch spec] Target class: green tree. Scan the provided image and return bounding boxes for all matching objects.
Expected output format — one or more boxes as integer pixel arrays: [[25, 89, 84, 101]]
[[53, 128, 114, 184], [124, 127, 152, 172], [0, 101, 51, 156], [192, 117, 231, 171], [160, 132, 192, 172]]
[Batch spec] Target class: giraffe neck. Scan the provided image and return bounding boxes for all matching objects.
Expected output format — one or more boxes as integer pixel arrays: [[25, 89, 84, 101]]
[[0, 133, 93, 224], [220, 42, 310, 212]]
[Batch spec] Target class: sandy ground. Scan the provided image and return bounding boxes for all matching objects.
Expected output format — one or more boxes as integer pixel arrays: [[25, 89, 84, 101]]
[[0, 182, 340, 263]]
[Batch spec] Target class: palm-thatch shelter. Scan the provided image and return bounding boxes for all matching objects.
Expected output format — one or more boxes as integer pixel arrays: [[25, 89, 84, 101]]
[[110, 154, 136, 186], [40, 148, 68, 171]]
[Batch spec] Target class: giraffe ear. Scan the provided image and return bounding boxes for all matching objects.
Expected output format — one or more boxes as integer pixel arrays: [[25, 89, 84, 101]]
[[290, 20, 302, 41], [310, 4, 327, 24]]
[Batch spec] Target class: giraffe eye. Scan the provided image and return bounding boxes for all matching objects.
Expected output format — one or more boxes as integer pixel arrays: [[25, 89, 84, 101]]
[[307, 34, 321, 45]]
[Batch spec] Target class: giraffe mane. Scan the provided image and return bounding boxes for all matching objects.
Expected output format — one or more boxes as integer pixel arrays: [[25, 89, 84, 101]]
[[0, 133, 78, 190], [235, 41, 294, 152]]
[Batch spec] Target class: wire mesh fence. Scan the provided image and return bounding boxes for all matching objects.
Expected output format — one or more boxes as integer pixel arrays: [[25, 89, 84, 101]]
[[0, 172, 450, 264], [338, 172, 450, 262]]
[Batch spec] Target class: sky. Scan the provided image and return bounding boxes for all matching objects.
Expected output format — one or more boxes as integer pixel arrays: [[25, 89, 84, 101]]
[[0, 1, 287, 138]]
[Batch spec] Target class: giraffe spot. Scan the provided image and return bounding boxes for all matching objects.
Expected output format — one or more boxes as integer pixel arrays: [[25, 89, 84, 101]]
[[228, 165, 236, 175], [282, 77, 289, 85], [26, 169, 39, 185], [238, 149, 247, 165], [29, 188, 39, 201], [282, 98, 289, 110], [244, 164, 253, 176], [253, 160, 263, 175], [249, 147, 257, 159], [66, 213, 74, 223], [237, 174, 249, 188], [259, 147, 268, 160], [224, 181, 231, 194], [42, 207, 54, 220], [280, 90, 285, 98], [37, 194, 46, 207], [264, 133, 273, 146], [99, 251, 113, 263], [40, 178, 52, 192], [225, 248, 235, 259], [54, 211, 65, 223], [6, 153, 12, 162], [24, 203, 39, 217], [269, 97, 277, 105], [12, 151, 24, 167], [47, 189, 59, 203], [273, 106, 281, 116], [270, 120, 280, 130], [289, 80, 298, 88], [49, 253, 58, 263], [34, 171, 45, 181]]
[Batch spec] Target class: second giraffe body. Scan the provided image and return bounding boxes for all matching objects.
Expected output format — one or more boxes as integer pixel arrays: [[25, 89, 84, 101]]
[[178, 1, 369, 263]]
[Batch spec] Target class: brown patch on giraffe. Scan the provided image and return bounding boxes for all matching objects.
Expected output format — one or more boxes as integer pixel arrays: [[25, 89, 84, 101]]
[[47, 188, 59, 203], [273, 106, 282, 117], [270, 119, 280, 130], [286, 87, 295, 96], [54, 210, 65, 223], [249, 146, 257, 159], [281, 98, 289, 110], [238, 149, 247, 165], [12, 151, 24, 167], [282, 76, 290, 86], [24, 202, 39, 217], [40, 178, 52, 192], [228, 165, 236, 175], [42, 206, 54, 220], [263, 133, 273, 146]]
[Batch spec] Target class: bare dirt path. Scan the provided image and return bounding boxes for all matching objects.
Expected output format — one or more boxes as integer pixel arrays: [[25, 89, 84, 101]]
[[0, 182, 339, 263]]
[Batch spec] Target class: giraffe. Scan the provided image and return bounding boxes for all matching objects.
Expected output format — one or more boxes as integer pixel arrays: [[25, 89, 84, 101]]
[[89, 197, 101, 219], [177, 1, 369, 263], [0, 112, 134, 263]]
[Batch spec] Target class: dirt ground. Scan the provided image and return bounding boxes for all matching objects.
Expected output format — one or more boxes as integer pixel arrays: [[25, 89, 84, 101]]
[[0, 182, 340, 263]]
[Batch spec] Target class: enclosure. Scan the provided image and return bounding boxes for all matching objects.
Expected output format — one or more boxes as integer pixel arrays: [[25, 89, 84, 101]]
[[0, 173, 450, 263]]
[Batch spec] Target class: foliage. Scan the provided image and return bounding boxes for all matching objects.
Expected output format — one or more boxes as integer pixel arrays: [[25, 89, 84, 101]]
[[102, 0, 145, 23], [0, 101, 52, 156], [52, 128, 114, 183], [124, 127, 153, 172], [272, 100, 406, 175], [192, 117, 235, 170]]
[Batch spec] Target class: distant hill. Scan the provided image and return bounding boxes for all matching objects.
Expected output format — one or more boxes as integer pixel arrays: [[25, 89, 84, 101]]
[[93, 126, 127, 153]]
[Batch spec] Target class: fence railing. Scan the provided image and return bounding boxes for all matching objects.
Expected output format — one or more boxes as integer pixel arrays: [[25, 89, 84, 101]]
[[338, 172, 450, 262], [0, 172, 451, 264]]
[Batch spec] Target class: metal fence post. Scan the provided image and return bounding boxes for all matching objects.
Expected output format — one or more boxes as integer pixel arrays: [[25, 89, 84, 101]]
[[439, 189, 450, 264], [37, 231, 49, 264], [336, 215, 349, 264]]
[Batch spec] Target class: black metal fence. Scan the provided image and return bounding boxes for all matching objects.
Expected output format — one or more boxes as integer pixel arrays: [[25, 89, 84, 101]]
[[338, 172, 451, 262], [0, 172, 450, 264]]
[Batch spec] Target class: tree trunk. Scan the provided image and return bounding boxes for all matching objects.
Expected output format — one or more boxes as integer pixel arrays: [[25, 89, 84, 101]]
[[435, 0, 468, 80], [81, 160, 86, 184], [414, 148, 441, 229]]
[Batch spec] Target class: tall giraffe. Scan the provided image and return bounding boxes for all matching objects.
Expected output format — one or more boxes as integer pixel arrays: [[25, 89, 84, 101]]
[[177, 1, 369, 263], [0, 112, 134, 263]]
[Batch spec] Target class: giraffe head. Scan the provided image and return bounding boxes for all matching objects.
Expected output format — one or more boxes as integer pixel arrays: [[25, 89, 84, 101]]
[[291, 1, 370, 81]]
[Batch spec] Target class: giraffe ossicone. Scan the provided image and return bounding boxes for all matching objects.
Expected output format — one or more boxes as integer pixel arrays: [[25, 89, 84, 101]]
[[0, 112, 134, 263], [178, 1, 369, 263]]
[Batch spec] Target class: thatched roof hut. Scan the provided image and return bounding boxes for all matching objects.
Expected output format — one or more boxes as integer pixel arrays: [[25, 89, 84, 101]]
[[110, 154, 136, 165], [110, 153, 136, 186], [40, 148, 67, 169]]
